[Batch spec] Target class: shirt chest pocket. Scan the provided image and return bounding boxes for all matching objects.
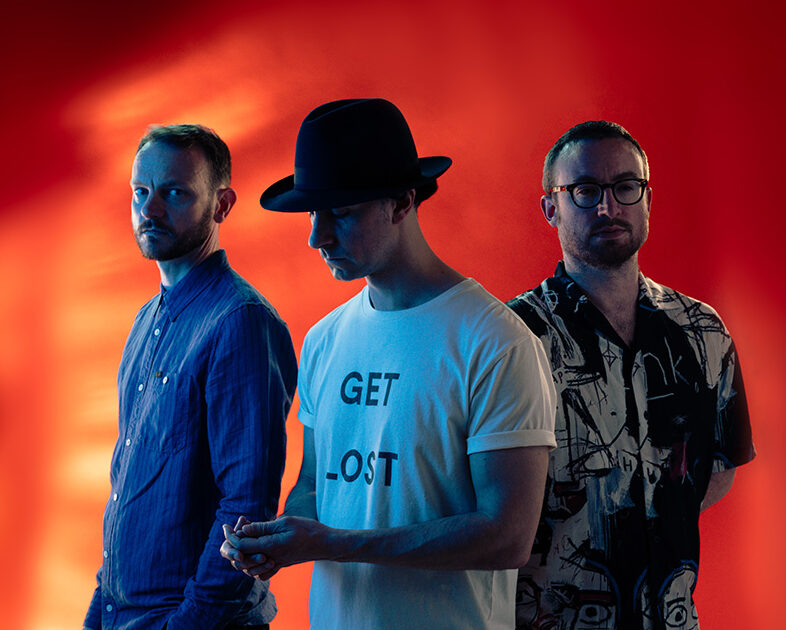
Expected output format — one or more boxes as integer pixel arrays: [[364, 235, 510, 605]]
[[136, 372, 199, 455]]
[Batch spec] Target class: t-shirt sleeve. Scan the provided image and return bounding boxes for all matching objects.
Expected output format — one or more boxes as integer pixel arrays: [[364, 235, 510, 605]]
[[466, 332, 557, 455], [713, 339, 756, 471]]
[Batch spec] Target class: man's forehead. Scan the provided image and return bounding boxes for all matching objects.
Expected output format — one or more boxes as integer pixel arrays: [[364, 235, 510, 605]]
[[555, 137, 645, 179], [132, 142, 207, 180]]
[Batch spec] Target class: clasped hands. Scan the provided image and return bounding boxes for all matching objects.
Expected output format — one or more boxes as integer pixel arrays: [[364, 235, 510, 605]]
[[220, 514, 327, 581]]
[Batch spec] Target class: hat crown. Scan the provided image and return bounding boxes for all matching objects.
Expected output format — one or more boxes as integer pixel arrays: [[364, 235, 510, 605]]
[[293, 99, 421, 191], [260, 98, 451, 212]]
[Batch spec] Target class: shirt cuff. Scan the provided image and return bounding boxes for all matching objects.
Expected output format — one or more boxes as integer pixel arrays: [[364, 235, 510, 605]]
[[467, 428, 557, 454]]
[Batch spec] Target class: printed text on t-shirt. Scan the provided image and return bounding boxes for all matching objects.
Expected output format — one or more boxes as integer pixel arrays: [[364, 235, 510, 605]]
[[340, 371, 400, 406], [325, 449, 398, 486]]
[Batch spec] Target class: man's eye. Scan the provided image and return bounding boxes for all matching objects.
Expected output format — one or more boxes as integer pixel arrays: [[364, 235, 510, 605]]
[[167, 189, 184, 198], [574, 185, 597, 197], [133, 188, 148, 198]]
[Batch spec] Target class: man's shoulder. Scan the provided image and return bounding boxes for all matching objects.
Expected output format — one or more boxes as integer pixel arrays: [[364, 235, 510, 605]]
[[204, 265, 289, 326], [506, 277, 563, 336], [304, 289, 364, 342], [455, 278, 538, 344], [640, 275, 727, 332], [507, 282, 547, 314]]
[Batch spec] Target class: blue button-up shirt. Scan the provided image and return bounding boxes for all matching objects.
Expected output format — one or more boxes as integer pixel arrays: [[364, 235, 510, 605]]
[[85, 250, 297, 630]]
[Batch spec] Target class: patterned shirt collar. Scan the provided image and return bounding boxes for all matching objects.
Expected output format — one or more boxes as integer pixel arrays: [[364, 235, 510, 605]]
[[551, 260, 654, 348]]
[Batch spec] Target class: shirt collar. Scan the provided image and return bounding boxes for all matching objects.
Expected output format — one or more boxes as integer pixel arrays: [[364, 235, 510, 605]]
[[550, 260, 651, 347], [552, 260, 649, 304], [158, 249, 229, 321]]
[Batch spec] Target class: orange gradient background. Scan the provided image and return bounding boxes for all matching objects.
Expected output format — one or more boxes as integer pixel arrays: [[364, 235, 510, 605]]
[[1, 1, 784, 628]]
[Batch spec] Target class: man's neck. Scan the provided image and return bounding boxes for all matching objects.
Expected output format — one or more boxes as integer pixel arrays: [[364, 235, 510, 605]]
[[365, 232, 464, 311], [157, 240, 220, 289], [563, 254, 640, 347]]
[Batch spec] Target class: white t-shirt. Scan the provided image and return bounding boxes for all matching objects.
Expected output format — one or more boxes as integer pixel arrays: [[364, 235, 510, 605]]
[[298, 278, 557, 630]]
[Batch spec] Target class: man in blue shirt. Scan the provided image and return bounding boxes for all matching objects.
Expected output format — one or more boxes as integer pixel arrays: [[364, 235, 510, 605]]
[[83, 124, 297, 630]]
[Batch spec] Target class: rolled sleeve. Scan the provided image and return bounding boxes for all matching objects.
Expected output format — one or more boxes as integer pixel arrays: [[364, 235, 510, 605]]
[[467, 335, 557, 455]]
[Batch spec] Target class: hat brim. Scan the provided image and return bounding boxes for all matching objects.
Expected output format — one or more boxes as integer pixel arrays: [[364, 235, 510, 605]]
[[260, 156, 452, 212]]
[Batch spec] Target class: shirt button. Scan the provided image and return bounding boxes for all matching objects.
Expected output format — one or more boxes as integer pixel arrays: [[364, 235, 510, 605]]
[[138, 383, 144, 391], [125, 438, 131, 446], [113, 493, 118, 501], [154, 328, 161, 336], [103, 550, 108, 558], [106, 604, 113, 612], [162, 376, 169, 384]]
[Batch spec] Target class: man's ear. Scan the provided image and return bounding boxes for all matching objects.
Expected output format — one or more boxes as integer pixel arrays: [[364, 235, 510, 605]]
[[541, 194, 558, 227], [391, 189, 416, 224], [214, 187, 237, 224]]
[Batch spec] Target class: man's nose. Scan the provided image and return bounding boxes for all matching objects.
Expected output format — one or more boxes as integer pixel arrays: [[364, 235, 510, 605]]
[[139, 192, 165, 218], [308, 212, 336, 250], [595, 187, 620, 217]]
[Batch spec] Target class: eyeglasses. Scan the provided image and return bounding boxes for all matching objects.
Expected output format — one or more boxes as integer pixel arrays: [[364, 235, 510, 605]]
[[549, 178, 648, 209]]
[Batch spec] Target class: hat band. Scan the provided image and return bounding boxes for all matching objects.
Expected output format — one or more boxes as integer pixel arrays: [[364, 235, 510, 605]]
[[293, 164, 422, 192]]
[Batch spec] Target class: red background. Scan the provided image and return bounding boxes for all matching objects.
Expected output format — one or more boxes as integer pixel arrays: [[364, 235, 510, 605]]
[[1, 1, 783, 628]]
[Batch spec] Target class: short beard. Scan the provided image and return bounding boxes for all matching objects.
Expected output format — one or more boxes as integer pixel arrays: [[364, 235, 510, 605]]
[[581, 238, 642, 268], [135, 207, 214, 261], [560, 218, 648, 270]]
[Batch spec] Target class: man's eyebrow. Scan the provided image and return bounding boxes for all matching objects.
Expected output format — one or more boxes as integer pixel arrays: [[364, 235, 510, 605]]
[[129, 179, 187, 187], [570, 171, 643, 183]]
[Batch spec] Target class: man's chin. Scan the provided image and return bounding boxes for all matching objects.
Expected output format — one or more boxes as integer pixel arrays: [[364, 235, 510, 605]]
[[135, 234, 209, 263], [581, 239, 643, 269], [137, 242, 175, 261], [327, 264, 362, 282]]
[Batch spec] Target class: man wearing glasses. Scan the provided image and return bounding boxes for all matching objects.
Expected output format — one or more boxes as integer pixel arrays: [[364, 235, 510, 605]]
[[507, 121, 755, 629]]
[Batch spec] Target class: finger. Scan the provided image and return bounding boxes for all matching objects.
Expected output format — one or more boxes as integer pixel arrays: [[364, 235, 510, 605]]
[[220, 540, 245, 562], [247, 558, 276, 576], [232, 536, 268, 553], [222, 524, 245, 548], [232, 555, 267, 570], [239, 519, 277, 537], [232, 551, 268, 568], [252, 567, 280, 581], [245, 562, 279, 581], [233, 515, 250, 537]]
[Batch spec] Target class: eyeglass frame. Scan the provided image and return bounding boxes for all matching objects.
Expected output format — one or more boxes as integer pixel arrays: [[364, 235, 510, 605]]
[[548, 178, 649, 209]]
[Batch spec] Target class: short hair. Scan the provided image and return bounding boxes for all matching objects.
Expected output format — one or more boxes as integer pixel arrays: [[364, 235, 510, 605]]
[[137, 124, 231, 189], [542, 120, 649, 191]]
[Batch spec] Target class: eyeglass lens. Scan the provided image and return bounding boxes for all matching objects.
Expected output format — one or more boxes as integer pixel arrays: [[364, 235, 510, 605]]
[[572, 180, 644, 208]]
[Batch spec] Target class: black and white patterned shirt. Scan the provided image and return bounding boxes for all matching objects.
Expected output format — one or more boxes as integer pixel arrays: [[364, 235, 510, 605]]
[[508, 262, 755, 630]]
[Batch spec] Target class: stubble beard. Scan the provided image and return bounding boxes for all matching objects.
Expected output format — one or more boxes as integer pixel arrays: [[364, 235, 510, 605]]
[[583, 233, 643, 268], [135, 206, 214, 262], [561, 219, 648, 270]]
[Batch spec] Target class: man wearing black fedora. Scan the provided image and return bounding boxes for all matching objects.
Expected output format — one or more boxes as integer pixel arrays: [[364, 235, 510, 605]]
[[221, 98, 557, 629]]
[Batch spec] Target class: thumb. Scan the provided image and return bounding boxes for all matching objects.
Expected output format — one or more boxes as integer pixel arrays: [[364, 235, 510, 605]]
[[240, 519, 280, 538]]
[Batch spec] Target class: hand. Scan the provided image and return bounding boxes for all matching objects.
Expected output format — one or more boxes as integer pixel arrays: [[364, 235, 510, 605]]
[[221, 516, 278, 580], [222, 515, 329, 579]]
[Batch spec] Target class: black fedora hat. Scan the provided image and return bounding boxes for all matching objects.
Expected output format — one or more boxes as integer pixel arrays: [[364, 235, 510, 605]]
[[260, 98, 452, 212]]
